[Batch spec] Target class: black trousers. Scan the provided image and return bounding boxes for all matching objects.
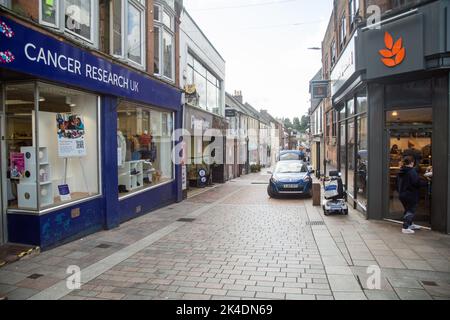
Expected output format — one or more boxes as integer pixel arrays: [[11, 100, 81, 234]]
[[400, 198, 418, 229]]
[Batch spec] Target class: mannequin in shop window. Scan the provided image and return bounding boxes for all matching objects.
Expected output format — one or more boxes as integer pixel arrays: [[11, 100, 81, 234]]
[[117, 129, 127, 166], [131, 135, 141, 160], [139, 130, 152, 159]]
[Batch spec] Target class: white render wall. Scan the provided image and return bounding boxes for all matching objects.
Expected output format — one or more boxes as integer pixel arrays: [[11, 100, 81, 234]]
[[179, 9, 226, 117]]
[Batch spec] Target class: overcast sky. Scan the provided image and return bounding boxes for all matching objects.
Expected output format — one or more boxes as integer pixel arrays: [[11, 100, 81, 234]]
[[183, 0, 333, 120]]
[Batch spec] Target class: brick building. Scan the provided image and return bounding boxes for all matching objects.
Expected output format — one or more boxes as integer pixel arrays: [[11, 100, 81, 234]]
[[0, 1, 185, 248]]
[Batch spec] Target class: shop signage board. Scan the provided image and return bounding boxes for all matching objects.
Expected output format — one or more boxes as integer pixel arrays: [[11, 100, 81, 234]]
[[0, 16, 181, 110], [358, 13, 424, 80], [331, 32, 357, 97]]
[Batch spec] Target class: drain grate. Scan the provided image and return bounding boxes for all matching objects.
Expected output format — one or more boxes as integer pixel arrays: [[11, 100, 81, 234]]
[[178, 218, 196, 223], [422, 281, 438, 287], [306, 221, 326, 226], [28, 273, 44, 279], [96, 244, 112, 249]]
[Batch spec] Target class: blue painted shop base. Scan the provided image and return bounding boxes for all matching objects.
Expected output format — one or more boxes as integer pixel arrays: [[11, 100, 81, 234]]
[[7, 179, 181, 250]]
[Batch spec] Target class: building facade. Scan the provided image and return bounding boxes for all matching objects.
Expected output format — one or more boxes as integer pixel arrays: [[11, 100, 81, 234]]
[[309, 69, 325, 177], [322, 0, 450, 233], [179, 8, 226, 190], [0, 0, 184, 249]]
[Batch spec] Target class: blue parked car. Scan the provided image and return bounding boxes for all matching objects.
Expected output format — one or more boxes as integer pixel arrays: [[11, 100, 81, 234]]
[[267, 160, 314, 198]]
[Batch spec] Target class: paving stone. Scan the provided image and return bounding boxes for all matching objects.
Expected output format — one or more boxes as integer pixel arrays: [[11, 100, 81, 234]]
[[333, 291, 367, 300], [182, 293, 211, 300], [226, 290, 256, 298], [365, 290, 399, 300], [394, 288, 433, 300], [96, 292, 125, 300], [204, 289, 227, 296], [4, 287, 39, 300], [177, 287, 205, 294], [328, 275, 362, 292], [255, 292, 285, 300], [387, 278, 423, 289]]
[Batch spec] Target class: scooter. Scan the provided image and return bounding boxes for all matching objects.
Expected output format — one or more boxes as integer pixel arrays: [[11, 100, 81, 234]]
[[323, 171, 348, 216]]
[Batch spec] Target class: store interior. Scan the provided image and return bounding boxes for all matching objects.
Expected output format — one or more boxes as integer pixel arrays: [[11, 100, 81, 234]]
[[387, 108, 433, 225], [117, 102, 173, 197], [5, 82, 99, 211]]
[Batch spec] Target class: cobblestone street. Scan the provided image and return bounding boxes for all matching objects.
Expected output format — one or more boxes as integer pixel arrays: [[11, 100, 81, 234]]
[[0, 172, 449, 300]]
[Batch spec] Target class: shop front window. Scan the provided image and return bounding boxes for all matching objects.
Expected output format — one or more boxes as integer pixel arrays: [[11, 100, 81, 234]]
[[347, 119, 355, 197], [339, 121, 346, 187], [5, 83, 100, 211], [356, 115, 368, 207], [117, 102, 174, 197]]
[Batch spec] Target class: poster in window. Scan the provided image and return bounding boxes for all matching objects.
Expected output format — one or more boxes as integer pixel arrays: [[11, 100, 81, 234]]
[[10, 152, 25, 178], [56, 113, 87, 158]]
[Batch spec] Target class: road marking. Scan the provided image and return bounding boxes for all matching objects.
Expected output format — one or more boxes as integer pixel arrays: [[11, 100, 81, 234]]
[[28, 187, 244, 300]]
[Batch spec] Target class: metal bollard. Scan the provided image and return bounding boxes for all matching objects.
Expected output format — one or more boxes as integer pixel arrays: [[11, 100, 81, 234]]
[[312, 183, 321, 206]]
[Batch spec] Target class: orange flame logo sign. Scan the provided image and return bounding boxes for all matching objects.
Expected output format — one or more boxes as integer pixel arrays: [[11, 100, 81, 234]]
[[379, 32, 405, 67]]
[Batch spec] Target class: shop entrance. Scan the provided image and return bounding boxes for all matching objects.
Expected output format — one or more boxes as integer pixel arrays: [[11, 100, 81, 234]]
[[386, 108, 433, 227]]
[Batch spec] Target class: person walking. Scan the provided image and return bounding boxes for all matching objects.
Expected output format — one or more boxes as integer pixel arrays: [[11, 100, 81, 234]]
[[397, 156, 428, 234]]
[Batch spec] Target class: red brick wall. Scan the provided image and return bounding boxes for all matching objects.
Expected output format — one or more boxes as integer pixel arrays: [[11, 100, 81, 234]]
[[11, 0, 38, 21]]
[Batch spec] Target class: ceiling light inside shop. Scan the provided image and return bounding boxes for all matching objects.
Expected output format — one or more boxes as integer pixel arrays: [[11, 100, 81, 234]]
[[392, 111, 398, 117], [6, 100, 33, 105]]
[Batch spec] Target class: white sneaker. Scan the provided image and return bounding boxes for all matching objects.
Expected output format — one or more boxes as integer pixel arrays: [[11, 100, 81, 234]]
[[402, 228, 415, 234], [409, 224, 422, 231]]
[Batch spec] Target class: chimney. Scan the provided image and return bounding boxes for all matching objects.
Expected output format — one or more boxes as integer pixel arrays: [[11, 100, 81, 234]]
[[233, 90, 243, 104]]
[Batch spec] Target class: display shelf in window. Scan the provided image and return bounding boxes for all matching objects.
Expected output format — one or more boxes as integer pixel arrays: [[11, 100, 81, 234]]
[[118, 160, 144, 193], [17, 146, 54, 209]]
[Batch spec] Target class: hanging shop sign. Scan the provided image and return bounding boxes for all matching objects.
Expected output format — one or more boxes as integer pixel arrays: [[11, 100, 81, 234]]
[[225, 109, 236, 117], [311, 81, 329, 99], [0, 16, 181, 110], [56, 113, 87, 158]]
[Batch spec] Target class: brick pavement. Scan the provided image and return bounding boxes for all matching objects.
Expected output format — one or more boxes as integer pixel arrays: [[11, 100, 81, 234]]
[[0, 172, 449, 300]]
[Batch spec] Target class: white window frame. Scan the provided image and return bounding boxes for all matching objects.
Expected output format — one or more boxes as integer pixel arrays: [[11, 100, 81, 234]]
[[110, 0, 147, 69], [340, 14, 346, 47], [39, 0, 60, 29], [39, 0, 99, 47], [154, 0, 175, 82]]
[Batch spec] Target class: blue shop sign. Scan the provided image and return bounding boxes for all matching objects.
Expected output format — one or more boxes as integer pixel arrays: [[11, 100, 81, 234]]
[[0, 16, 181, 110]]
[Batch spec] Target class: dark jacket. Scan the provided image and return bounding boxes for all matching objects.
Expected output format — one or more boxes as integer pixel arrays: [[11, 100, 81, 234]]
[[397, 166, 427, 206]]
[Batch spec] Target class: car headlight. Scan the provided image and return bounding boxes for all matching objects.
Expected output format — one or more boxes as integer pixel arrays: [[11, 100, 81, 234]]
[[271, 177, 278, 183], [303, 176, 311, 182]]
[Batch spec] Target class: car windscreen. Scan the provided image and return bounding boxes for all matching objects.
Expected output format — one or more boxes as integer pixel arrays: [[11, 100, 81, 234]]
[[279, 153, 303, 161], [275, 162, 307, 174]]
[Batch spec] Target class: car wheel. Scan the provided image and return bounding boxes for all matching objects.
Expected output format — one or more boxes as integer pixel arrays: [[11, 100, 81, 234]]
[[344, 209, 349, 215]]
